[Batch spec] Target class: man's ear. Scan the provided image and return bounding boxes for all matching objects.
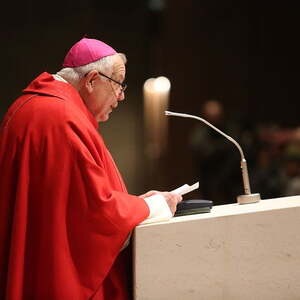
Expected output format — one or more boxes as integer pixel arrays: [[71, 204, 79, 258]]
[[83, 70, 99, 93]]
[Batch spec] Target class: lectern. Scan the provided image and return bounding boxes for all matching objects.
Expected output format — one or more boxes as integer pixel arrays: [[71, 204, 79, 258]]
[[133, 196, 300, 300]]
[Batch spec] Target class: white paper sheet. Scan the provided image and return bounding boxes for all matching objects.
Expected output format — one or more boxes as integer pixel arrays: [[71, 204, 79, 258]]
[[139, 182, 200, 225], [170, 182, 199, 196]]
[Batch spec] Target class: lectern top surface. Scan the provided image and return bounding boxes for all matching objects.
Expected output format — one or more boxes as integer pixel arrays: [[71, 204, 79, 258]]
[[137, 195, 300, 228]]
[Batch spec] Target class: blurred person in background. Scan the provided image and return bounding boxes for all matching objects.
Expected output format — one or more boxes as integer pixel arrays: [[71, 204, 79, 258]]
[[251, 124, 300, 199], [188, 99, 243, 205], [281, 140, 300, 196]]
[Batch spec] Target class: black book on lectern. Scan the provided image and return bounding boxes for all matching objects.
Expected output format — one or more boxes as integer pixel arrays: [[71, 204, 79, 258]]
[[175, 199, 213, 217]]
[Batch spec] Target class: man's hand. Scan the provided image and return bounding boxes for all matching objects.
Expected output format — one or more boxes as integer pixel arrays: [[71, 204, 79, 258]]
[[139, 191, 183, 215]]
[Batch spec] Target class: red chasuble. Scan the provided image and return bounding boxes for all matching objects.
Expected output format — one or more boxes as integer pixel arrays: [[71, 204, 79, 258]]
[[0, 73, 149, 300]]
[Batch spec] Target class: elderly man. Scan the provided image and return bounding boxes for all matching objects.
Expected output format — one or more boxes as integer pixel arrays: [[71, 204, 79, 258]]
[[0, 38, 182, 300]]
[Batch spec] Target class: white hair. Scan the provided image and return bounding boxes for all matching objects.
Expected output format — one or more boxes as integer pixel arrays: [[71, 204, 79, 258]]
[[56, 53, 127, 88]]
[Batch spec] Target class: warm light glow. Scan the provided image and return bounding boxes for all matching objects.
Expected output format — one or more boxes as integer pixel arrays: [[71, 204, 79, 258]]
[[143, 78, 155, 93], [143, 77, 171, 93], [143, 76, 171, 159], [153, 76, 171, 93]]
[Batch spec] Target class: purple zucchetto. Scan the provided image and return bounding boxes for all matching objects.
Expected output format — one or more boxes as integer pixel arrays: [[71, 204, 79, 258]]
[[62, 37, 117, 67]]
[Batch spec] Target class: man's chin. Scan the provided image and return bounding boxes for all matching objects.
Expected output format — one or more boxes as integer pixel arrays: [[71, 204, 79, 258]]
[[97, 113, 110, 122]]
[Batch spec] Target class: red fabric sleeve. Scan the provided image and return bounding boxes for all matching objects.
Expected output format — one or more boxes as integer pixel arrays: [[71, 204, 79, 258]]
[[65, 118, 150, 293]]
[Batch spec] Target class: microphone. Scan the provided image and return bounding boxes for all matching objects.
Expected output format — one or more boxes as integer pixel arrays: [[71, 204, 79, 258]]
[[165, 110, 261, 204]]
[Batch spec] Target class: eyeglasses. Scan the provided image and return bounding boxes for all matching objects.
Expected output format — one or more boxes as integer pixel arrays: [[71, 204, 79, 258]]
[[98, 71, 127, 92], [84, 71, 127, 92]]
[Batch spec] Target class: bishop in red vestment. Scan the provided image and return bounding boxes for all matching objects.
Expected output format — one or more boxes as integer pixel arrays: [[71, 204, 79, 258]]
[[0, 38, 181, 300]]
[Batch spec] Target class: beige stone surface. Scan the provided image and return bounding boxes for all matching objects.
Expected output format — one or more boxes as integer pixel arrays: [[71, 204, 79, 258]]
[[133, 196, 300, 300]]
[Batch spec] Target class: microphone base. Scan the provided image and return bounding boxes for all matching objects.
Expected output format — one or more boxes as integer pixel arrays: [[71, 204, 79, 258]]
[[237, 193, 261, 204]]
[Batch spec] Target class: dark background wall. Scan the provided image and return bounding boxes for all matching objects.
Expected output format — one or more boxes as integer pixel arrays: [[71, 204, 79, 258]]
[[1, 1, 298, 203]]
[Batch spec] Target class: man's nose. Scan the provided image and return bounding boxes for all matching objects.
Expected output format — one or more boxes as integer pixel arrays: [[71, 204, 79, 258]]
[[118, 91, 125, 101]]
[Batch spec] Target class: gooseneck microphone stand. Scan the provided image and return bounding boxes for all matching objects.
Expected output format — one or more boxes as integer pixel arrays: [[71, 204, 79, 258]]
[[165, 111, 261, 204]]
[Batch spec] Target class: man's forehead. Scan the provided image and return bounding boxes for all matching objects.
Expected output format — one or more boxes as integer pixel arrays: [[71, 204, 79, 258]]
[[112, 56, 126, 77]]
